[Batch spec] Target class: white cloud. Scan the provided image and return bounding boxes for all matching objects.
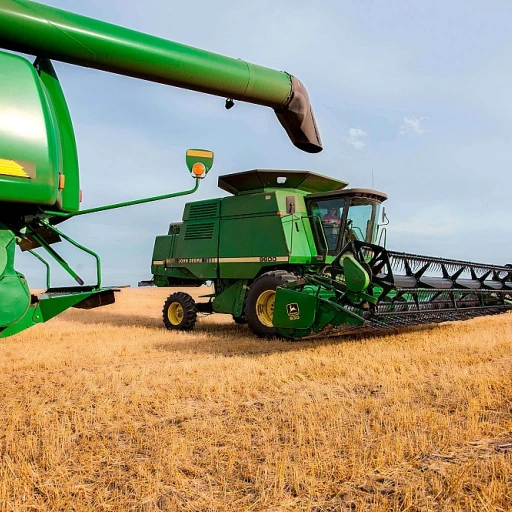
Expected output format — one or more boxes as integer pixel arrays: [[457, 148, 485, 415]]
[[342, 127, 367, 150], [400, 116, 429, 135]]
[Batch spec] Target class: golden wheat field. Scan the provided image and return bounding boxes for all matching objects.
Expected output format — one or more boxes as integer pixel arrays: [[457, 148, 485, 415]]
[[0, 287, 511, 511]]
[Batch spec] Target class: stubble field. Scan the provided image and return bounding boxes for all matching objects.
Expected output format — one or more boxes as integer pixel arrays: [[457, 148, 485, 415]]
[[0, 287, 511, 511]]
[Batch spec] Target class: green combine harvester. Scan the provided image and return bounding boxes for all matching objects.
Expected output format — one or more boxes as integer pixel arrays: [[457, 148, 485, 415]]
[[150, 170, 512, 339], [0, 0, 321, 338], [1, 1, 509, 341]]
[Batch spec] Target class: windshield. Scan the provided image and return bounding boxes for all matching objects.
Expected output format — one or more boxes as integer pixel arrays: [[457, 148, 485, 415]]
[[343, 200, 378, 247]]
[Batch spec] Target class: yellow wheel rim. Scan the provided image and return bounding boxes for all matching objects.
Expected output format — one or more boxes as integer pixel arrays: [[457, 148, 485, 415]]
[[167, 302, 184, 325], [256, 290, 275, 327]]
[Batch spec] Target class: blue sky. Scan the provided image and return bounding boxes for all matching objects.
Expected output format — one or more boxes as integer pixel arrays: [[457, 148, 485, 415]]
[[14, 0, 512, 287]]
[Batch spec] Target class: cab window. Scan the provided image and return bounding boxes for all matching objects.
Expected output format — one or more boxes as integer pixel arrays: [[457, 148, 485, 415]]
[[343, 200, 379, 246], [308, 198, 346, 251]]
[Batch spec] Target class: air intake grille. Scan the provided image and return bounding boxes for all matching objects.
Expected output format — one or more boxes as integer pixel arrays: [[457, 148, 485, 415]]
[[184, 222, 215, 240], [188, 202, 219, 220]]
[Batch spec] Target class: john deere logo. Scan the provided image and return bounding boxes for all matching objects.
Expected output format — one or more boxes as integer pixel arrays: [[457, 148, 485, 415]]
[[286, 303, 300, 317]]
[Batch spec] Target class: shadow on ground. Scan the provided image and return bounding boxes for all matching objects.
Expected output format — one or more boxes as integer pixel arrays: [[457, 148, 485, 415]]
[[63, 309, 161, 329], [63, 307, 444, 357]]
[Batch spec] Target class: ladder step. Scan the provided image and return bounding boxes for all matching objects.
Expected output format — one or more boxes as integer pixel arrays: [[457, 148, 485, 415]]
[[45, 285, 97, 294]]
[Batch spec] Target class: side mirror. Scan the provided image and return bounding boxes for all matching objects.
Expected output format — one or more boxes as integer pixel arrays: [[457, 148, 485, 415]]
[[186, 149, 214, 179], [382, 207, 388, 223]]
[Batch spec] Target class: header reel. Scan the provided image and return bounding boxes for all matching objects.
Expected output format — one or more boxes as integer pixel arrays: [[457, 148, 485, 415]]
[[272, 241, 512, 340]]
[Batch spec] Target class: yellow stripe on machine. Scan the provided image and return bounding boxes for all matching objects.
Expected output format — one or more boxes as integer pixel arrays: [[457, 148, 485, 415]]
[[186, 149, 213, 158], [162, 257, 289, 264], [218, 257, 289, 263], [0, 159, 29, 178]]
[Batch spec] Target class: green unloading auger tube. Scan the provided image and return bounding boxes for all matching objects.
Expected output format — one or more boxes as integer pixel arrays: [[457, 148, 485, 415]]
[[0, 0, 322, 153]]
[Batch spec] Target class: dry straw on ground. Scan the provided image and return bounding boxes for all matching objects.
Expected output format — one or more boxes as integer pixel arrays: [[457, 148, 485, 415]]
[[0, 287, 511, 511]]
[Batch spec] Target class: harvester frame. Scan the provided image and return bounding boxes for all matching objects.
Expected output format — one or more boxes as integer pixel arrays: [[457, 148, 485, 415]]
[[150, 170, 512, 340]]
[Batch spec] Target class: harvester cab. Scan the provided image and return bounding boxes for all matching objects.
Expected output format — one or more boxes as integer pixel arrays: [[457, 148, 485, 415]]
[[306, 188, 387, 255], [151, 169, 512, 340]]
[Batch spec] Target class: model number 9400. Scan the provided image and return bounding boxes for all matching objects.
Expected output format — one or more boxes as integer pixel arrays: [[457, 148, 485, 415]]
[[260, 256, 278, 262]]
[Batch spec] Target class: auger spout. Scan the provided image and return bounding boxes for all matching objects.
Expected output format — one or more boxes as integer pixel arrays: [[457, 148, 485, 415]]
[[0, 0, 322, 153]]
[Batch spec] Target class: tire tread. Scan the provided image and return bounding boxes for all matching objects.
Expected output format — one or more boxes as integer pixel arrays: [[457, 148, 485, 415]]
[[162, 292, 197, 331]]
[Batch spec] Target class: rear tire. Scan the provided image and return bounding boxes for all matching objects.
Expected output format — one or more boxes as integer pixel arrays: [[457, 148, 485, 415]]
[[245, 271, 296, 338], [162, 292, 197, 331]]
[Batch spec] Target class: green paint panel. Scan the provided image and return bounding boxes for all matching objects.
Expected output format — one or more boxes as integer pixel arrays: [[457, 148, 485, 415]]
[[273, 286, 318, 329], [275, 190, 321, 264], [342, 254, 370, 292], [0, 51, 59, 206], [326, 303, 366, 329], [274, 285, 367, 338], [37, 58, 80, 213], [281, 216, 318, 264], [0, 304, 39, 338], [219, 215, 288, 279], [152, 235, 175, 262], [221, 192, 281, 218], [212, 280, 247, 315], [0, 226, 30, 327]]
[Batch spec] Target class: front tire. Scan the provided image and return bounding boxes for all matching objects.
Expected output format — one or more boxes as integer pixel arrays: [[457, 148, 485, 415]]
[[162, 292, 197, 331], [245, 271, 296, 338]]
